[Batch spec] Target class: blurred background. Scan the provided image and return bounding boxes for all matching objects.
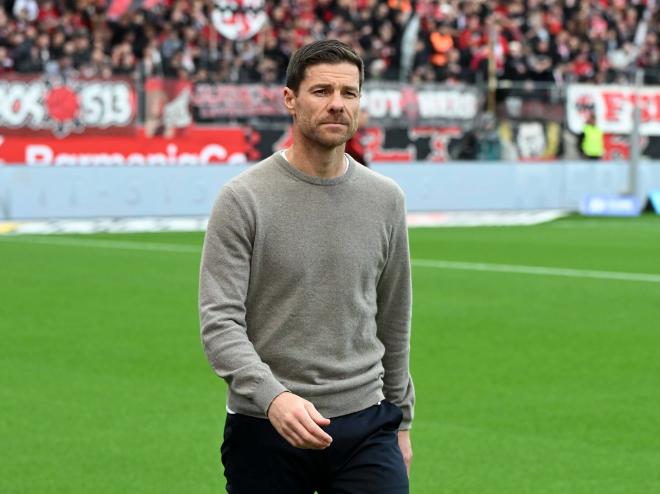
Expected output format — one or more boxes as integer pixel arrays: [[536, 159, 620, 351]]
[[1, 2, 659, 494], [1, 0, 660, 219]]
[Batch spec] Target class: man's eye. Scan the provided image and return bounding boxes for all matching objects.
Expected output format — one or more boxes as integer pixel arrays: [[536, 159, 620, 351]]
[[314, 89, 327, 95]]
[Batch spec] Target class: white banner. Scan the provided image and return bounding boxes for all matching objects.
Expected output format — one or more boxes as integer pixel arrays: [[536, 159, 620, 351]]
[[567, 84, 660, 135], [0, 76, 135, 136], [362, 85, 479, 122]]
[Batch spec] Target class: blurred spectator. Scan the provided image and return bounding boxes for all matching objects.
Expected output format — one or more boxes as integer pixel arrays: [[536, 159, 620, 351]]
[[72, 31, 91, 69], [503, 41, 528, 82], [0, 44, 12, 72], [428, 21, 454, 78], [579, 110, 605, 160], [527, 39, 554, 83], [37, 0, 59, 30]]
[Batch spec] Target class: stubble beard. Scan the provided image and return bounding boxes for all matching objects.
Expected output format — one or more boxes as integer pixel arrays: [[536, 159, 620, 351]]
[[297, 114, 358, 149]]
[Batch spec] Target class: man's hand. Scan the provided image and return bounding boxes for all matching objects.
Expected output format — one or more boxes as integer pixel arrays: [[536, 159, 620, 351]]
[[267, 392, 333, 449], [398, 430, 412, 476]]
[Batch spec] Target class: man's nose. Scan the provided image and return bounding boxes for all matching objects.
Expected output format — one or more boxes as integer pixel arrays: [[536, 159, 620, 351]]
[[328, 91, 345, 112]]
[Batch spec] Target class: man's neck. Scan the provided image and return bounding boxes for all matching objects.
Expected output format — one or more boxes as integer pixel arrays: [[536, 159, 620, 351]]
[[285, 139, 348, 179]]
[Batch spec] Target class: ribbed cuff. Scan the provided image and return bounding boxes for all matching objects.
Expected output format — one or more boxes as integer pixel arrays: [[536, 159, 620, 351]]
[[253, 375, 289, 416], [399, 404, 414, 430]]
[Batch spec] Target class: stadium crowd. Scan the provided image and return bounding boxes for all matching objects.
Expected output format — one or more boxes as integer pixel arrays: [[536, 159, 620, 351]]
[[0, 0, 658, 85]]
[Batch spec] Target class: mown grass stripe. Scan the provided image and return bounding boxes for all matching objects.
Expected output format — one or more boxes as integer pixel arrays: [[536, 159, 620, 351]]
[[3, 235, 660, 284]]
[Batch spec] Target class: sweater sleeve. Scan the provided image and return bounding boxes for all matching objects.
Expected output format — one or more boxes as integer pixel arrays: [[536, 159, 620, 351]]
[[199, 186, 287, 415], [375, 188, 415, 430]]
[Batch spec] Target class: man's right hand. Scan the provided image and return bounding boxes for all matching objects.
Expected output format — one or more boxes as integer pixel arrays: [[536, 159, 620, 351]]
[[267, 392, 333, 449]]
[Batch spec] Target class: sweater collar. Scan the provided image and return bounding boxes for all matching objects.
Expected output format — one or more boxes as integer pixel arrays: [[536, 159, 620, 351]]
[[274, 152, 356, 186]]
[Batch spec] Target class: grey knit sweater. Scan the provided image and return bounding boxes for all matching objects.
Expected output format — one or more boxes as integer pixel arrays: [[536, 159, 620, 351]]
[[199, 153, 415, 429]]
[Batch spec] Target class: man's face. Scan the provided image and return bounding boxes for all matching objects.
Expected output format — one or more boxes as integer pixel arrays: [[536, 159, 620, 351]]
[[284, 62, 361, 149]]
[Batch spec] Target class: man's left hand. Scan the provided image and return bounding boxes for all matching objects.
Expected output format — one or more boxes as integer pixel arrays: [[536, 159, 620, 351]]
[[397, 430, 412, 476]]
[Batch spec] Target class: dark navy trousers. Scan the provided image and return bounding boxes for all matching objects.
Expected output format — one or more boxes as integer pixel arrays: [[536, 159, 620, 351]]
[[220, 400, 409, 494]]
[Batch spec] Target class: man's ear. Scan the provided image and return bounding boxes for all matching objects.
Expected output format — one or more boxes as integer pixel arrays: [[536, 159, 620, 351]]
[[283, 87, 296, 115]]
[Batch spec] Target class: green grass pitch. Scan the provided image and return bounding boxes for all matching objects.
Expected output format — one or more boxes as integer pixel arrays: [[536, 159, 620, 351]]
[[1, 214, 659, 493]]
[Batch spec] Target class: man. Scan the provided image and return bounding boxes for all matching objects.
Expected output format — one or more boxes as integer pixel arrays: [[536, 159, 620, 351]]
[[579, 110, 604, 160], [199, 40, 414, 494]]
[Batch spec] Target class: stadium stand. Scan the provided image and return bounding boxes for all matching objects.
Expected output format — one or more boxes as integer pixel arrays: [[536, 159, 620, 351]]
[[0, 0, 657, 84]]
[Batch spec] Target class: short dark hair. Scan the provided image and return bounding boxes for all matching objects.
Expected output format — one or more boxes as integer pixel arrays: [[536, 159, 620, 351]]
[[285, 40, 364, 94]]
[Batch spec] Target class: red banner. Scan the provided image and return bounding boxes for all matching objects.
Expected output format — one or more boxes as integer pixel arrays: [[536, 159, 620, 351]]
[[192, 84, 286, 120], [0, 127, 248, 166]]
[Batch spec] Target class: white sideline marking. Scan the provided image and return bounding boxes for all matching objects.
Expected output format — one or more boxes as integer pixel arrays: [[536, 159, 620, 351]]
[[2, 236, 659, 284], [0, 211, 566, 235], [407, 210, 567, 228], [0, 236, 201, 253], [411, 259, 660, 284]]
